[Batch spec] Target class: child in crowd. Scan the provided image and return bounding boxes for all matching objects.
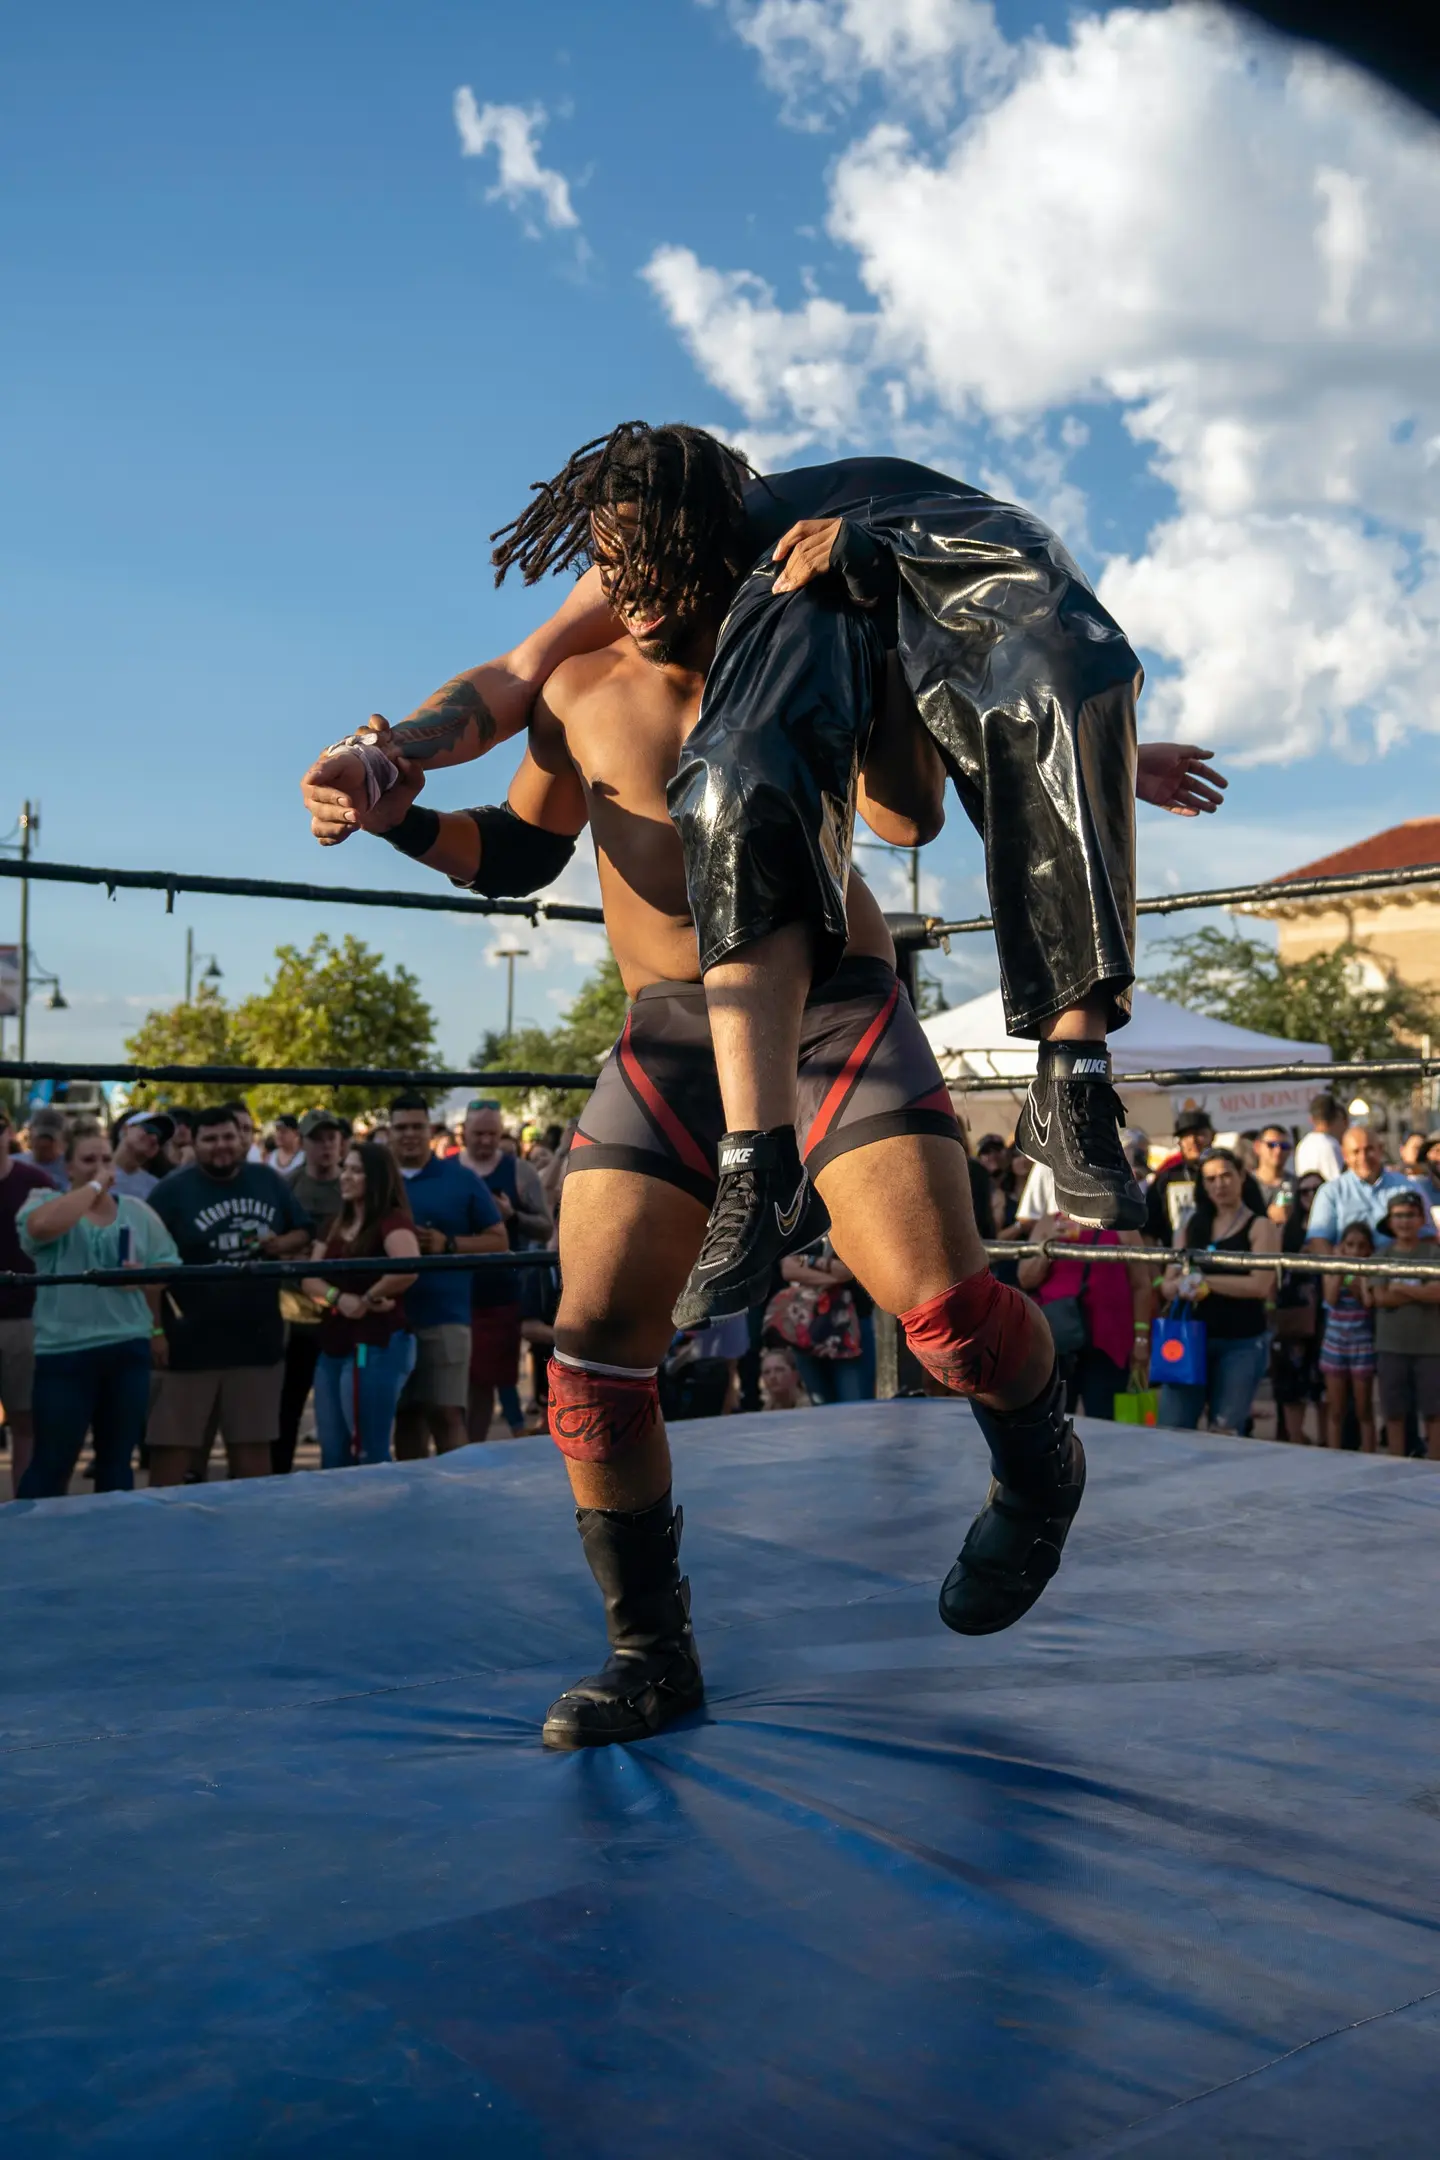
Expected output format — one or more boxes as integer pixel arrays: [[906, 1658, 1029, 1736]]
[[1320, 1223, 1377, 1452]]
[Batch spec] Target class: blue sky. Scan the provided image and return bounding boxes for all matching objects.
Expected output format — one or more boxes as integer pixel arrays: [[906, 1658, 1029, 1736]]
[[5, 1, 1438, 1068]]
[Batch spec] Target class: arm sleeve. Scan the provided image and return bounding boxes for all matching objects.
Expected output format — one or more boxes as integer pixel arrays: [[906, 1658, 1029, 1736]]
[[458, 805, 577, 897]]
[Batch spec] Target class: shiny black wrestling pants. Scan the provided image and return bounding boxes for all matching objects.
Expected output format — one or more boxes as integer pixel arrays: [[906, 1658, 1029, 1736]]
[[667, 497, 1141, 1038]]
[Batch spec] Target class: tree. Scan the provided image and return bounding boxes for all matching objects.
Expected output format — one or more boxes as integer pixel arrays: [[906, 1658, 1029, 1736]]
[[124, 983, 244, 1109], [477, 951, 629, 1121], [1144, 929, 1440, 1066], [235, 935, 438, 1122], [124, 935, 438, 1120]]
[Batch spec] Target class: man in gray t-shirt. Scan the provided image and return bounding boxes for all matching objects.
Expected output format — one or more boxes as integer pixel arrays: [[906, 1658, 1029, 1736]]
[[1369, 1190, 1440, 1460]]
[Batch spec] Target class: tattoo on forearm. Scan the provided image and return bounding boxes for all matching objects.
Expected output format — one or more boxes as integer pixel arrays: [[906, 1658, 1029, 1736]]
[[391, 677, 498, 764]]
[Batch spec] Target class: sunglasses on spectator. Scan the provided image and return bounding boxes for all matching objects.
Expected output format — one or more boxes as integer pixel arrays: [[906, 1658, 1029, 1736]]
[[1259, 1137, 1290, 1150]]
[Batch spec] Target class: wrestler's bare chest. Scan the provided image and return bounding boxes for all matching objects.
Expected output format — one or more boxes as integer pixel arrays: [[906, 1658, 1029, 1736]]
[[556, 659, 704, 986]]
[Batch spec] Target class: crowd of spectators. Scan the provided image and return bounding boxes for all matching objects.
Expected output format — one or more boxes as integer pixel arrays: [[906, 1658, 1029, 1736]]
[[999, 1089, 1440, 1452], [0, 1094, 559, 1498], [3, 1082, 1440, 1497]]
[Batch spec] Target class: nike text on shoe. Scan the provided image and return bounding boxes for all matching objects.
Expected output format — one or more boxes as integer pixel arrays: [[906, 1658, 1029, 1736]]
[[1015, 1039, 1146, 1231], [671, 1126, 827, 1330]]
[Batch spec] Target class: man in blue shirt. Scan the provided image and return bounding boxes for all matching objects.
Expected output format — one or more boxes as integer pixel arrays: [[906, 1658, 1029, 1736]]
[[1305, 1124, 1431, 1250], [387, 1093, 507, 1457]]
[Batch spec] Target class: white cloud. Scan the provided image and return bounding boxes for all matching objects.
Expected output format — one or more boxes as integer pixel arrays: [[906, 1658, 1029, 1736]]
[[453, 89, 579, 233], [641, 245, 878, 462], [656, 3, 1440, 763], [480, 843, 609, 984], [715, 0, 1010, 126]]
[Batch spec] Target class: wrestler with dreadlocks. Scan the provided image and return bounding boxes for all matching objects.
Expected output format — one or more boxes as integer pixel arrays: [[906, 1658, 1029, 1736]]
[[298, 424, 1226, 1752], [303, 423, 1225, 1327]]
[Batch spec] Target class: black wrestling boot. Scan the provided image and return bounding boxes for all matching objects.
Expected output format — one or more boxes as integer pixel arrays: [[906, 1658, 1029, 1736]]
[[671, 1126, 826, 1328], [1015, 1040, 1146, 1231], [939, 1364, 1086, 1636], [542, 1493, 705, 1750]]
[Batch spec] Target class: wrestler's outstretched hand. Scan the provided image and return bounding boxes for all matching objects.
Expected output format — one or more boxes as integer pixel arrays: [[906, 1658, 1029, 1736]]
[[1136, 743, 1228, 816], [300, 714, 399, 845], [771, 517, 844, 593]]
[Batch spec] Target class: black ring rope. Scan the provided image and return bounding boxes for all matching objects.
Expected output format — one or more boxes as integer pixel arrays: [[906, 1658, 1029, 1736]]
[[7, 849, 1436, 1098], [0, 857, 605, 926], [2, 1052, 1427, 1096], [5, 851, 1437, 946], [945, 1058, 1437, 1093], [919, 858, 1440, 942], [0, 1061, 599, 1091], [4, 1241, 1433, 1293]]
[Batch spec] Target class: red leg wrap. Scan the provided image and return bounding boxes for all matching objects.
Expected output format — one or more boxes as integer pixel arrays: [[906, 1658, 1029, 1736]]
[[899, 1272, 1046, 1398], [547, 1358, 660, 1463]]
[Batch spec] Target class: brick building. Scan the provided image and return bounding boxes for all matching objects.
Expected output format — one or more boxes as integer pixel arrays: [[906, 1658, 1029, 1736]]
[[1248, 820, 1440, 995]]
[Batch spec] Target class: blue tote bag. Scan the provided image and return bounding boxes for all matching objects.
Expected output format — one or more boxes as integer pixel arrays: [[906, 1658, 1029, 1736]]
[[1149, 1301, 1207, 1388]]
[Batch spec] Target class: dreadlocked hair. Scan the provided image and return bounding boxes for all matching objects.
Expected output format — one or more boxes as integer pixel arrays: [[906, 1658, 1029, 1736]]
[[490, 422, 757, 617]]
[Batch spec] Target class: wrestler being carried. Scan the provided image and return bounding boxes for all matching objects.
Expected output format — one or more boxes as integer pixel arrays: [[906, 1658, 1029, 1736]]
[[303, 424, 1224, 1334], [299, 426, 1226, 1752]]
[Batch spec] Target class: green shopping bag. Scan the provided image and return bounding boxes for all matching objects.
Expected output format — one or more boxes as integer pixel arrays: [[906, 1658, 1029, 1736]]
[[1113, 1388, 1159, 1426]]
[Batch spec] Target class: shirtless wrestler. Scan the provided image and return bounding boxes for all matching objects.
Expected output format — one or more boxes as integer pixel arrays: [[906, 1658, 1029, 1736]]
[[340, 574, 1083, 1751], [303, 426, 1227, 1336]]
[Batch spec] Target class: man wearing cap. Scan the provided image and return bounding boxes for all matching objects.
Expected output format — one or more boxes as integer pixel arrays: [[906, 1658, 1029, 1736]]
[[17, 1106, 69, 1190], [972, 1134, 1008, 1236], [1143, 1109, 1217, 1243], [273, 1110, 347, 1474], [110, 1111, 175, 1201]]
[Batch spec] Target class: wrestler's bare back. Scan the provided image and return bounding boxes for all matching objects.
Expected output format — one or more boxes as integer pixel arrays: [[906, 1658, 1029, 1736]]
[[511, 639, 898, 997]]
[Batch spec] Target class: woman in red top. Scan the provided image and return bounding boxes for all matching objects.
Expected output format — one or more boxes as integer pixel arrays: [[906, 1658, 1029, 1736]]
[[1018, 1211, 1151, 1421], [301, 1142, 420, 1467]]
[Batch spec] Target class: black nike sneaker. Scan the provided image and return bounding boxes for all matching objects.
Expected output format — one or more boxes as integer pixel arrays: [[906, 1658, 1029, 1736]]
[[1015, 1040, 1146, 1231], [671, 1126, 827, 1329], [542, 1495, 705, 1750]]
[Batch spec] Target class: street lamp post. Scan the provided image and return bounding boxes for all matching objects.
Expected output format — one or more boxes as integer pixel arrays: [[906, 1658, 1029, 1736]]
[[494, 945, 530, 1042], [0, 801, 42, 1061], [184, 928, 223, 1003], [16, 802, 36, 1063]]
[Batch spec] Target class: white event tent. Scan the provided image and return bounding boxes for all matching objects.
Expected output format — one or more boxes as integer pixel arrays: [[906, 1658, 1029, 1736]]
[[921, 986, 1332, 1140]]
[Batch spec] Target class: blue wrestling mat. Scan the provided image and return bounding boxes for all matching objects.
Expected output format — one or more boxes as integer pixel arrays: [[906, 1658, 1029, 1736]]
[[3, 1405, 1440, 2157]]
